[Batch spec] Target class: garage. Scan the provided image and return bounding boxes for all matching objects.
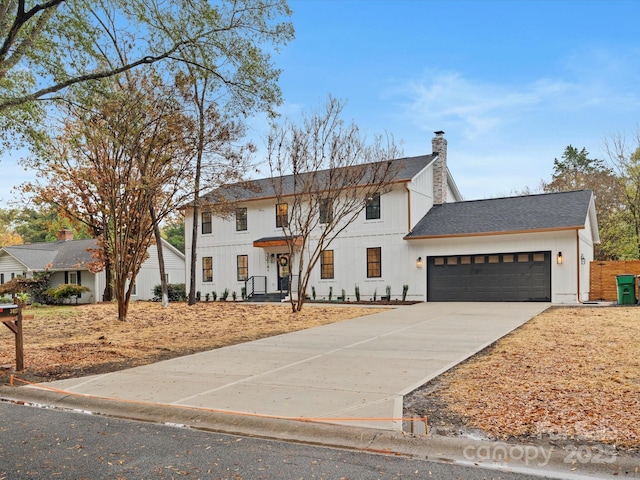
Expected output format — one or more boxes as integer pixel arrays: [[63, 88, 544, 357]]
[[427, 251, 551, 302]]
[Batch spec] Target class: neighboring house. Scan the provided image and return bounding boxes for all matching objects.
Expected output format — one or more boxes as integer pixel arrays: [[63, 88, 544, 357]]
[[185, 131, 599, 304], [0, 230, 186, 303]]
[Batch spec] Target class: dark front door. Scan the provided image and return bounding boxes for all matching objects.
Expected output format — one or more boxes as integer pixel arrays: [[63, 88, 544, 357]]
[[427, 251, 551, 302], [277, 254, 290, 291]]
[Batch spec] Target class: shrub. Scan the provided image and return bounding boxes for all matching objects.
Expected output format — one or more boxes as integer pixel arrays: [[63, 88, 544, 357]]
[[43, 284, 91, 304], [354, 285, 360, 301], [232, 291, 237, 301], [328, 286, 333, 301], [152, 283, 186, 302], [373, 288, 377, 302], [402, 284, 409, 301], [221, 288, 229, 301], [385, 285, 391, 300], [341, 288, 346, 301], [212, 291, 217, 301], [241, 287, 246, 300], [312, 286, 316, 300]]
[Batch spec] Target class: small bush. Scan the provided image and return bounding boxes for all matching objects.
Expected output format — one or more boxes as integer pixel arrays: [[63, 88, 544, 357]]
[[212, 291, 217, 301], [221, 288, 229, 301], [402, 284, 409, 301], [354, 285, 360, 301], [241, 287, 246, 300], [152, 283, 186, 302], [312, 286, 316, 300], [43, 284, 91, 304], [232, 291, 237, 301], [328, 286, 333, 301]]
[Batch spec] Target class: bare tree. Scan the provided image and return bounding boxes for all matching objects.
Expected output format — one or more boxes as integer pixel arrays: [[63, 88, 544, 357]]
[[267, 97, 403, 312]]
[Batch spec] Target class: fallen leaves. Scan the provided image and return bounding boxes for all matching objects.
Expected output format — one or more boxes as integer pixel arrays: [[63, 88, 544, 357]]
[[438, 306, 640, 447]]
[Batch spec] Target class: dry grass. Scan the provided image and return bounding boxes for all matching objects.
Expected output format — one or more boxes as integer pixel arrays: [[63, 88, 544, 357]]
[[0, 301, 385, 383], [439, 306, 640, 447], [3, 302, 640, 448]]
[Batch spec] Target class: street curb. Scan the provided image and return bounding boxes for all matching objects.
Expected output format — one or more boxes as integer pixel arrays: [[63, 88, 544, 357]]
[[2, 386, 638, 478]]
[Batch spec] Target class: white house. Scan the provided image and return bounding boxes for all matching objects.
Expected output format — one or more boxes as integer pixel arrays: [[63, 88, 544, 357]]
[[185, 132, 599, 304], [0, 230, 185, 303]]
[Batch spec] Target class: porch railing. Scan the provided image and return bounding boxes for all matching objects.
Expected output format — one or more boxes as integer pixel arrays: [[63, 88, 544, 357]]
[[244, 276, 267, 299]]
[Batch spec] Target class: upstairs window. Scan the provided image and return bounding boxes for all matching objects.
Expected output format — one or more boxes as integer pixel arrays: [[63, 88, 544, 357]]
[[236, 207, 247, 231], [365, 194, 381, 220], [202, 212, 212, 234], [276, 203, 288, 228], [320, 250, 334, 279], [319, 198, 333, 224]]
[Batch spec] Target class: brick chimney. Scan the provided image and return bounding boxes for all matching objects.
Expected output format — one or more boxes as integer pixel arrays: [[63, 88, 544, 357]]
[[432, 131, 447, 204], [57, 229, 74, 242]]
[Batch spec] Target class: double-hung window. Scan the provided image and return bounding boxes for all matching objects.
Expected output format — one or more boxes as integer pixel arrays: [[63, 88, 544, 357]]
[[320, 250, 334, 279], [276, 203, 288, 228], [237, 255, 249, 281], [365, 194, 381, 220], [236, 207, 247, 231], [202, 257, 213, 282], [202, 212, 212, 234], [319, 198, 333, 224], [366, 247, 382, 278]]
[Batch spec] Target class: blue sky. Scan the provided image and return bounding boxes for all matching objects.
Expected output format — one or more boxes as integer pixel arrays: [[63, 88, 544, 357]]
[[249, 0, 640, 200], [2, 0, 640, 203]]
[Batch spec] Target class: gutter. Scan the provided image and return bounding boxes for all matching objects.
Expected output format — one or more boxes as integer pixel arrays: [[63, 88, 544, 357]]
[[576, 228, 584, 304], [404, 183, 411, 233]]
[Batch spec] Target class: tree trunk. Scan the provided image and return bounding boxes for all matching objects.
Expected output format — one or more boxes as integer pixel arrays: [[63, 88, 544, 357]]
[[150, 206, 168, 307], [188, 89, 205, 306]]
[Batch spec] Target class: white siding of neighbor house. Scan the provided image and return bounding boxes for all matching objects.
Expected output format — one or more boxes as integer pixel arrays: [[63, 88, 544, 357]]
[[47, 270, 100, 304], [133, 242, 186, 300], [0, 255, 26, 282]]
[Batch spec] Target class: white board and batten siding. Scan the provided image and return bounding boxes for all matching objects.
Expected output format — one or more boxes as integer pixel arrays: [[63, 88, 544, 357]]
[[133, 241, 186, 300]]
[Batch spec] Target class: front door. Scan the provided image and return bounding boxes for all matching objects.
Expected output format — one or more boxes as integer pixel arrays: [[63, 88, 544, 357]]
[[277, 254, 290, 291]]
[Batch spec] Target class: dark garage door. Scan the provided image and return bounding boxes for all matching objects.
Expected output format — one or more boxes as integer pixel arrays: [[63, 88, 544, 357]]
[[427, 251, 551, 302]]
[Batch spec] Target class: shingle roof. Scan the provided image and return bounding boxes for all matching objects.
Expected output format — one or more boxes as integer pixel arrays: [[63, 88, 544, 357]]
[[203, 154, 436, 203], [405, 190, 594, 239], [2, 239, 98, 271]]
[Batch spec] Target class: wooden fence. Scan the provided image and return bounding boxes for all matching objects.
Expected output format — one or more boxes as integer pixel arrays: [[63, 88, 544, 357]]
[[589, 260, 640, 301]]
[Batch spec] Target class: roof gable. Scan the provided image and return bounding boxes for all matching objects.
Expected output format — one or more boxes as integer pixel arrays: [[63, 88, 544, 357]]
[[405, 190, 595, 239]]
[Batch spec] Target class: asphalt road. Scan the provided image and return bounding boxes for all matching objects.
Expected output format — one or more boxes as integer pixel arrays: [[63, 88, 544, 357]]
[[0, 402, 554, 480]]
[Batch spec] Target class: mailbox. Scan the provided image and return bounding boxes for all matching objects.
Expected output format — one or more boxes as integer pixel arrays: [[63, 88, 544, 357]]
[[0, 304, 18, 317]]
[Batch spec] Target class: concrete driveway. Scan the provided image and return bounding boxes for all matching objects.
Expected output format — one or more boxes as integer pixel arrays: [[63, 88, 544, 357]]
[[31, 302, 548, 430]]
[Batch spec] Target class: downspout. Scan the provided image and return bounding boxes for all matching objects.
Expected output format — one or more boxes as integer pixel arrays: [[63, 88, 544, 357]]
[[576, 228, 584, 304], [405, 183, 412, 233]]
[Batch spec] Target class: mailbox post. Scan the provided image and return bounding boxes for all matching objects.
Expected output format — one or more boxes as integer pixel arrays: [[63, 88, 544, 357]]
[[1, 302, 25, 371]]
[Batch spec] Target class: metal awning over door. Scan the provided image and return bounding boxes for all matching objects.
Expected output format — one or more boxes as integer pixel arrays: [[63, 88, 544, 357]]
[[427, 251, 551, 302]]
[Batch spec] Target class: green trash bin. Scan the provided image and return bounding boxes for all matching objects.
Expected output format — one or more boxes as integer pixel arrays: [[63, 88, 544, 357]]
[[616, 274, 637, 305]]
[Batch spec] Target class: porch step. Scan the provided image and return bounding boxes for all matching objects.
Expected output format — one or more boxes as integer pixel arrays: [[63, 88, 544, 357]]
[[246, 293, 286, 303]]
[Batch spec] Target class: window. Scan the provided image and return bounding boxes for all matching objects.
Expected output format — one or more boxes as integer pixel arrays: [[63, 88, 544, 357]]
[[319, 198, 333, 224], [237, 255, 248, 281], [202, 212, 212, 234], [320, 250, 334, 279], [365, 194, 381, 220], [202, 256, 213, 282], [366, 247, 382, 278], [69, 272, 78, 284], [235, 207, 247, 231], [0, 273, 3, 283], [276, 203, 288, 228]]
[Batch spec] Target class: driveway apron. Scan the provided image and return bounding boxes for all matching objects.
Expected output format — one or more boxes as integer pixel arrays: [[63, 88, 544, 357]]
[[41, 302, 548, 430]]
